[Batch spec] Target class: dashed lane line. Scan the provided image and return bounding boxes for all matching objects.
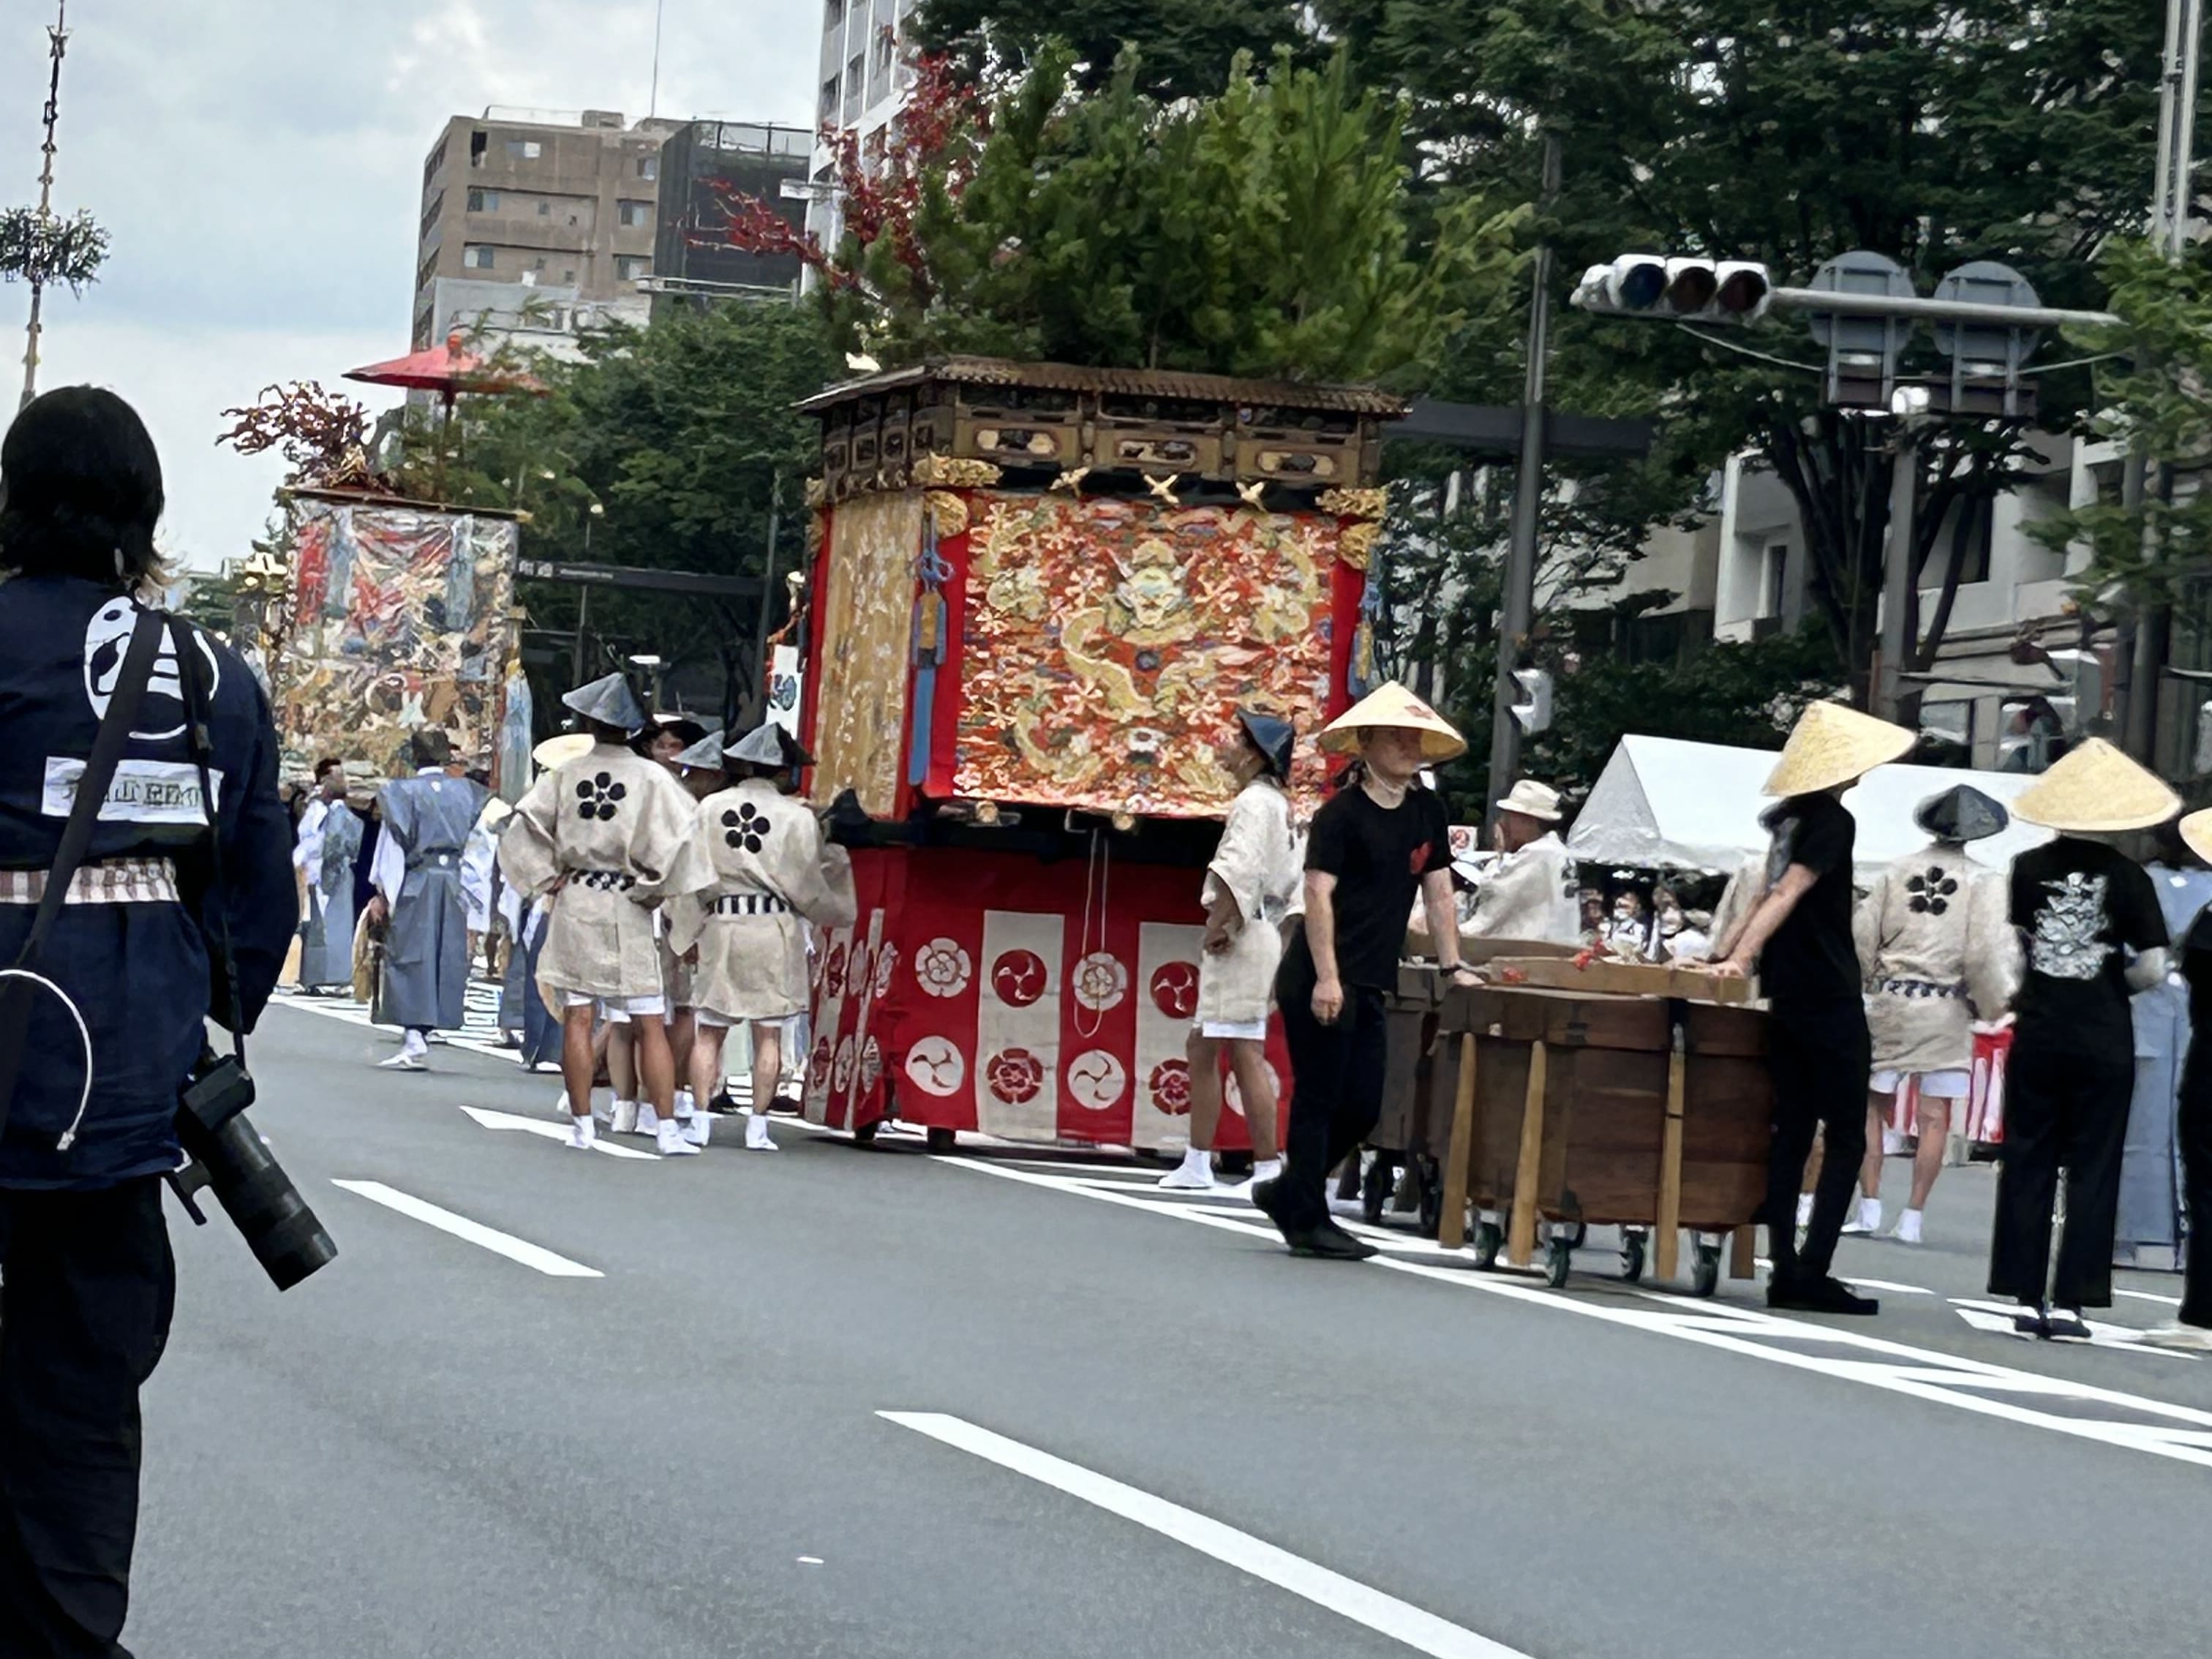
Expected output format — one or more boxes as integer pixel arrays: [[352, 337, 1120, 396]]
[[331, 1179, 603, 1278]]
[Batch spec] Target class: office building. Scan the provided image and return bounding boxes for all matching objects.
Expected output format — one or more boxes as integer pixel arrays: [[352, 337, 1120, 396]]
[[807, 0, 919, 255], [652, 121, 814, 304], [413, 108, 680, 348]]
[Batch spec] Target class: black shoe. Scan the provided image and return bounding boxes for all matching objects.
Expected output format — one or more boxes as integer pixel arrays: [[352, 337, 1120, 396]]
[[707, 1092, 741, 1116], [2013, 1310, 2050, 1339], [1768, 1275, 1879, 1317], [1284, 1224, 1377, 1261], [1249, 1176, 1285, 1225], [2044, 1308, 2092, 1341]]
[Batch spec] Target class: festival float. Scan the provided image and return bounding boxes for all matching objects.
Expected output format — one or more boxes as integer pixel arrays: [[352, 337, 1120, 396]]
[[791, 357, 1396, 1151]]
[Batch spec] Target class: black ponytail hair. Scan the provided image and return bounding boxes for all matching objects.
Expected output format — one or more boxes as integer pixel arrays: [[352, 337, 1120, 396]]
[[0, 387, 168, 590]]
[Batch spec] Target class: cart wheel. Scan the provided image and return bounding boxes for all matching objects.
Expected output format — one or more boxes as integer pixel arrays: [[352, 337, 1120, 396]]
[[1545, 1235, 1574, 1289], [1561, 1220, 1588, 1251], [1471, 1220, 1502, 1271], [1620, 1233, 1646, 1284], [852, 1118, 879, 1148], [1690, 1241, 1722, 1298], [1361, 1158, 1392, 1226], [925, 1126, 958, 1154], [1416, 1164, 1442, 1239]]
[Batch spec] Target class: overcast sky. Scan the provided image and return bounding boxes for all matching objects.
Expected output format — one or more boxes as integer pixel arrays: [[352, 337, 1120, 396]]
[[1, 0, 816, 570]]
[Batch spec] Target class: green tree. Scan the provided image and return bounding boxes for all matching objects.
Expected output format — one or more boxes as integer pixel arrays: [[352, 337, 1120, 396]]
[[1323, 0, 2171, 701], [912, 0, 1310, 97]]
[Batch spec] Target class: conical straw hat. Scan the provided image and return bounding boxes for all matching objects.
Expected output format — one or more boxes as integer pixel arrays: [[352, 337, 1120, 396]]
[[2009, 738, 2181, 833], [533, 732, 594, 773], [1761, 701, 1916, 797], [1319, 682, 1467, 762], [2180, 807, 2212, 865]]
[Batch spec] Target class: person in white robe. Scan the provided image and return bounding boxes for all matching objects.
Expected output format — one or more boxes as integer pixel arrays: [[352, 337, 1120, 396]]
[[369, 729, 489, 1069], [667, 723, 856, 1151], [1464, 778, 1580, 944], [498, 674, 710, 1155], [1160, 712, 1301, 1192], [1851, 784, 2019, 1243]]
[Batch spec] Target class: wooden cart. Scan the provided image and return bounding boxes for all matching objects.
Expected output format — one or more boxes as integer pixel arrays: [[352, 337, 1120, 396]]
[[1433, 968, 1771, 1295]]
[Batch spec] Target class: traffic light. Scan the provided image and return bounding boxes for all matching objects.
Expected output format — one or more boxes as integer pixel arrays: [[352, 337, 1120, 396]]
[[1570, 256, 1772, 324], [1511, 667, 1554, 735]]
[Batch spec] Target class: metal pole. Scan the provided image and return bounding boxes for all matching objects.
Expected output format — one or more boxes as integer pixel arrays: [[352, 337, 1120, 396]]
[[571, 584, 590, 687], [1486, 134, 1560, 828], [1765, 287, 2121, 332], [18, 2, 69, 413], [1876, 435, 1918, 721], [750, 470, 783, 717]]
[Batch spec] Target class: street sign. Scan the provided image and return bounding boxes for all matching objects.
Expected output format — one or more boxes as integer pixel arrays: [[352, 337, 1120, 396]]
[[1805, 250, 1915, 408], [1931, 261, 2041, 419]]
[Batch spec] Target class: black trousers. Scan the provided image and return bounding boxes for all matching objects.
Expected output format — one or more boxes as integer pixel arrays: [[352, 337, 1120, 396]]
[[0, 1178, 174, 1659], [2182, 1072, 2212, 1329], [1276, 981, 1389, 1234], [1764, 1012, 1870, 1286], [1988, 1037, 2133, 1311]]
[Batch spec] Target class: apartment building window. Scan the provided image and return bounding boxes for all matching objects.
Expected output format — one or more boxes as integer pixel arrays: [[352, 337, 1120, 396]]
[[505, 137, 543, 160], [820, 76, 840, 124], [825, 0, 845, 25], [538, 199, 553, 216], [845, 53, 865, 117], [618, 200, 652, 229], [415, 251, 440, 295], [423, 138, 448, 188], [1760, 542, 1791, 620], [420, 189, 445, 242], [563, 267, 576, 284], [469, 131, 487, 168], [615, 255, 650, 282], [636, 155, 659, 181], [465, 244, 495, 269], [465, 188, 497, 212]]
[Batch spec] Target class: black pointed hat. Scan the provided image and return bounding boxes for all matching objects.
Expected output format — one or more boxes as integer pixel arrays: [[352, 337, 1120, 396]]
[[673, 731, 726, 772], [1914, 784, 2009, 844], [560, 672, 648, 737], [725, 722, 813, 772], [1235, 709, 1295, 781]]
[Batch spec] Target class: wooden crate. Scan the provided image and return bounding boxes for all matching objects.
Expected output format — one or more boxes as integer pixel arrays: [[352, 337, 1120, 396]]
[[1486, 955, 1758, 1006]]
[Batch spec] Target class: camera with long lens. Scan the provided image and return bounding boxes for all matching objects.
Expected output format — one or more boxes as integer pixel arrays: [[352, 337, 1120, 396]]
[[170, 1050, 337, 1291]]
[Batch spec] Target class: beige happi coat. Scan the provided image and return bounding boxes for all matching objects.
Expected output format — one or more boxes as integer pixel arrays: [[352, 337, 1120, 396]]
[[1467, 832, 1581, 944], [498, 742, 710, 1001], [666, 778, 858, 1023], [1195, 778, 1302, 1027], [1853, 843, 2018, 1076]]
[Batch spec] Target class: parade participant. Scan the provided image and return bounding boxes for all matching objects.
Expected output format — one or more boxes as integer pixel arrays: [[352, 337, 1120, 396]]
[[2145, 807, 2212, 1350], [297, 758, 363, 993], [508, 734, 590, 1076], [1712, 700, 1914, 1316], [671, 723, 853, 1151], [657, 718, 716, 1135], [1252, 685, 1481, 1260], [366, 730, 488, 1070], [499, 674, 708, 1154], [1159, 710, 1299, 1192], [1850, 786, 2017, 1244], [1992, 740, 2176, 1339], [1466, 778, 1581, 944], [0, 386, 296, 1658]]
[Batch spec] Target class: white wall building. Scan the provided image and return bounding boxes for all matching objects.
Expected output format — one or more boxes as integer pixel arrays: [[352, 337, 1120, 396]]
[[806, 0, 920, 257]]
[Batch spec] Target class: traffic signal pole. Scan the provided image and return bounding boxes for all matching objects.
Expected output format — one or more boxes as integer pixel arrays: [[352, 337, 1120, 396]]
[[1486, 135, 1560, 834]]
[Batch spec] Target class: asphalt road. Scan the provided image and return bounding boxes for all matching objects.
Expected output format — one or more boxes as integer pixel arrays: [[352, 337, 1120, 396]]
[[124, 1000, 2212, 1659]]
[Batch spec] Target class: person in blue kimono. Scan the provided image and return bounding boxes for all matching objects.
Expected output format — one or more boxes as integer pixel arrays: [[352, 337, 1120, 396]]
[[0, 387, 295, 1658], [367, 729, 488, 1070]]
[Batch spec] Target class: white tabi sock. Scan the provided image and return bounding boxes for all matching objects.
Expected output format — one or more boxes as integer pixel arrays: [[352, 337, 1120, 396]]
[[674, 1088, 696, 1120]]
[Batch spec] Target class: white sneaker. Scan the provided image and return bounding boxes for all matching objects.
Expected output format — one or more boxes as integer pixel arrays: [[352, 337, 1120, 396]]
[[683, 1111, 711, 1148], [745, 1111, 778, 1151], [657, 1121, 700, 1157], [1842, 1197, 1881, 1236], [1157, 1148, 1214, 1191], [610, 1099, 639, 1135], [567, 1116, 597, 1152], [1891, 1208, 1924, 1245], [1249, 1157, 1282, 1186], [2138, 1323, 2212, 1352], [1795, 1193, 1814, 1230]]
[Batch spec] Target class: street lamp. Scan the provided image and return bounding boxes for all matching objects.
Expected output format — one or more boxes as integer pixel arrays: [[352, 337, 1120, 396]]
[[628, 652, 665, 715]]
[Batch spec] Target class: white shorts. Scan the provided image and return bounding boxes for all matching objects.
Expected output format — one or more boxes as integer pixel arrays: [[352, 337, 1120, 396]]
[[1871, 1069, 1971, 1099], [693, 1009, 787, 1032], [1197, 1018, 1268, 1042], [560, 990, 668, 1020]]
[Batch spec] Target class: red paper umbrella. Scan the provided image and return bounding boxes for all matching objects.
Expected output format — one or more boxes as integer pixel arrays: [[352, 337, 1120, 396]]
[[344, 331, 547, 495]]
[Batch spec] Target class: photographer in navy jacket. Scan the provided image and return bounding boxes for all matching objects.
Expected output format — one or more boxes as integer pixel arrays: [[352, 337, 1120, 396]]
[[0, 388, 295, 1657]]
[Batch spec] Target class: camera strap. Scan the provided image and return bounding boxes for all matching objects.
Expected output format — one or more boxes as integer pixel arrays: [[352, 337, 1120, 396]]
[[168, 617, 247, 1069], [0, 607, 170, 1142]]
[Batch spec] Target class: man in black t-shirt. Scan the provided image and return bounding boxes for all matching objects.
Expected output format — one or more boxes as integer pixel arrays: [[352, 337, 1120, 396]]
[[1713, 702, 1914, 1316], [1994, 740, 2179, 1338], [1254, 686, 1481, 1260]]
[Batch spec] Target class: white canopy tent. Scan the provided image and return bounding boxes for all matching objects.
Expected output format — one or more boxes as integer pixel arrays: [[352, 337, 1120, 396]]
[[1565, 735, 2053, 879]]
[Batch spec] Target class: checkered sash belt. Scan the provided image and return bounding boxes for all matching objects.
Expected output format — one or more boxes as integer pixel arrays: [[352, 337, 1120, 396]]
[[1878, 977, 1966, 1000], [708, 893, 789, 917], [574, 870, 639, 892], [0, 857, 180, 906]]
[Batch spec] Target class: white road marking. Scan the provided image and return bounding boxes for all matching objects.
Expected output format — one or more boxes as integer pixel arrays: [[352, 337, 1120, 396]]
[[1947, 1298, 2197, 1360], [1754, 1257, 1930, 1296], [880, 1412, 1535, 1659], [331, 1179, 602, 1278], [945, 1156, 2212, 1470], [2116, 1287, 2185, 1307], [459, 1105, 660, 1160]]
